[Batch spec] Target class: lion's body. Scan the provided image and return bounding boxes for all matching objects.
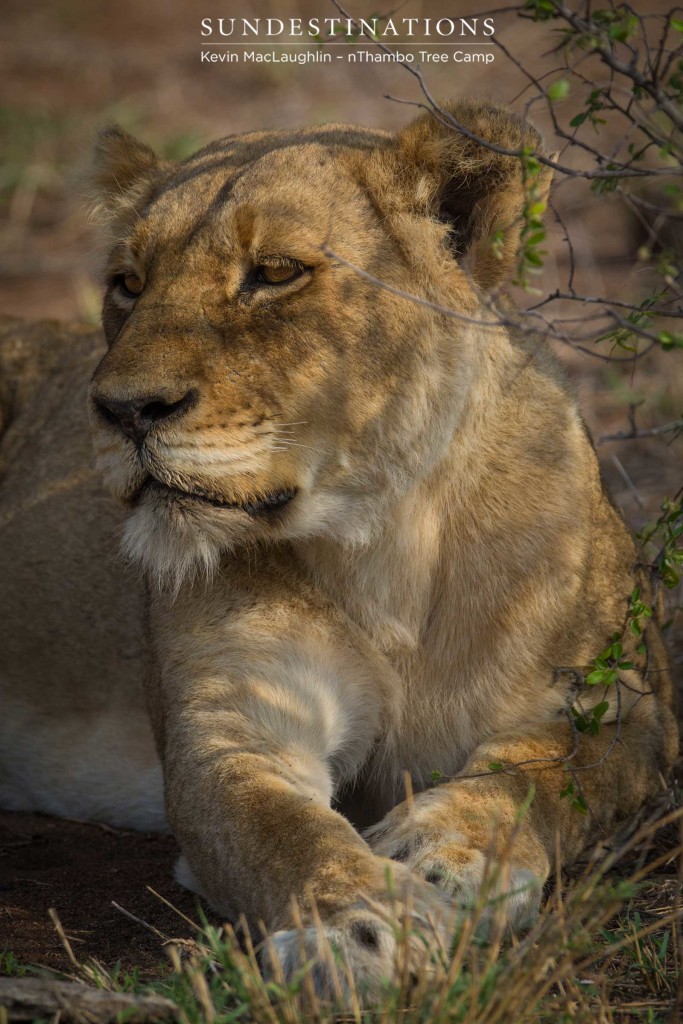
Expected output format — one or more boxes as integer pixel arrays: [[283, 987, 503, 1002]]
[[0, 318, 164, 828], [0, 102, 677, 999]]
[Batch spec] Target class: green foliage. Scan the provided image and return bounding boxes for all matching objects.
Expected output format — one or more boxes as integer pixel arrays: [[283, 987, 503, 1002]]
[[555, 583, 656, 812], [668, 58, 683, 98], [580, 590, 651, 699], [0, 950, 30, 977], [638, 497, 683, 588], [571, 700, 610, 735], [590, 6, 639, 43], [512, 148, 548, 291], [600, 911, 675, 998], [523, 0, 560, 22], [559, 779, 588, 814], [590, 164, 619, 193], [547, 78, 570, 102], [657, 330, 683, 350], [570, 88, 607, 129], [593, 294, 663, 354]]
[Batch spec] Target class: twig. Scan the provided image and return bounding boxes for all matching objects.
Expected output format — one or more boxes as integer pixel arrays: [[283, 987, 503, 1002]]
[[329, 0, 683, 180], [610, 453, 646, 509], [111, 901, 169, 941], [599, 417, 683, 443], [0, 978, 178, 1022]]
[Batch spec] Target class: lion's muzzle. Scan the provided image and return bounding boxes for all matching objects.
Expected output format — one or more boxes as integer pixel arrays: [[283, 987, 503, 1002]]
[[93, 388, 198, 445]]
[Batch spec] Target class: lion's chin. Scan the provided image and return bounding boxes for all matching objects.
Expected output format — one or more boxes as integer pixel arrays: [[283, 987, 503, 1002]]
[[121, 479, 296, 592], [132, 478, 298, 518]]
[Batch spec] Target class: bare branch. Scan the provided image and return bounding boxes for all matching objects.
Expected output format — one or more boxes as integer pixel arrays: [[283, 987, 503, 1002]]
[[599, 417, 683, 443]]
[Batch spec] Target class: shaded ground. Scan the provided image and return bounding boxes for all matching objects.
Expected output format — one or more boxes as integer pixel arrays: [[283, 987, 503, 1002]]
[[0, 812, 201, 977]]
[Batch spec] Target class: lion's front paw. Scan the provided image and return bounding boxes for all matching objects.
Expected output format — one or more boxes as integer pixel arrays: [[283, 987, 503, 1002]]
[[366, 798, 545, 935], [263, 862, 452, 1006]]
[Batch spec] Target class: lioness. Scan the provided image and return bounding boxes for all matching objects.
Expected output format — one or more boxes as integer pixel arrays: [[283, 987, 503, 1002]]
[[0, 99, 677, 997]]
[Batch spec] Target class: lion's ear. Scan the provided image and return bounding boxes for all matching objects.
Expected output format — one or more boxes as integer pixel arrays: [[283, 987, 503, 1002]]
[[90, 125, 161, 226], [393, 99, 553, 290]]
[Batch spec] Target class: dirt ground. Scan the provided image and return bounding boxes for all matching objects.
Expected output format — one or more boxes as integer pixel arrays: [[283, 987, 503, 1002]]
[[1, 0, 682, 984], [0, 812, 202, 977]]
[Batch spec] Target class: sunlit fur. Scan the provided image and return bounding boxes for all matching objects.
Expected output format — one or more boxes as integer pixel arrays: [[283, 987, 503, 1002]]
[[0, 99, 677, 1005]]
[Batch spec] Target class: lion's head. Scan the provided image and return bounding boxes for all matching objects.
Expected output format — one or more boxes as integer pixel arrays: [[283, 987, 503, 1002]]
[[88, 99, 550, 585]]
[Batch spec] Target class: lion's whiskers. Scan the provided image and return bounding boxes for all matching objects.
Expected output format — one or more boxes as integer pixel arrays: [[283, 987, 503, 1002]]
[[270, 424, 329, 459], [271, 439, 331, 457]]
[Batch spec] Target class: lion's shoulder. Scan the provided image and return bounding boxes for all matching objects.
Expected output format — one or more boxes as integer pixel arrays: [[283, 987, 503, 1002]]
[[0, 318, 104, 442], [0, 317, 103, 385]]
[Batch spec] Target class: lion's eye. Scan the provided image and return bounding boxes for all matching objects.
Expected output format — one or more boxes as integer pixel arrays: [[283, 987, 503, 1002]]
[[255, 264, 302, 286], [113, 273, 144, 299]]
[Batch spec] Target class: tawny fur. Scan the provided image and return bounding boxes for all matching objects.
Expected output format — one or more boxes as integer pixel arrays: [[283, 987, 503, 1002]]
[[0, 99, 677, 1001]]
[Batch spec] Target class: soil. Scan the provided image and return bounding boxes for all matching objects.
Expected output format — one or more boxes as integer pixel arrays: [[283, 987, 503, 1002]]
[[0, 812, 202, 977]]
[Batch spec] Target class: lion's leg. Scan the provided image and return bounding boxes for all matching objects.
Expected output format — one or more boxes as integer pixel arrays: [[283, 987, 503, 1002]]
[[149, 568, 451, 999], [368, 695, 677, 931]]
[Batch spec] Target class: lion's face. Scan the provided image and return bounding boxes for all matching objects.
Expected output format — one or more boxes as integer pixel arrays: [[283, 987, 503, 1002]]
[[89, 107, 548, 582]]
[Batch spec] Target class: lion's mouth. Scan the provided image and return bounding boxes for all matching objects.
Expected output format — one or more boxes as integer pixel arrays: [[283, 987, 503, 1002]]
[[133, 478, 297, 518]]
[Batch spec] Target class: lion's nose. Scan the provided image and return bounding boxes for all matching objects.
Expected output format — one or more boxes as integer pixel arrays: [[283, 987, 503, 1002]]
[[93, 390, 196, 444]]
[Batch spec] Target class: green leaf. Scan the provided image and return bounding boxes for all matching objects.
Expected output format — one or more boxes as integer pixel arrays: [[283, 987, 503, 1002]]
[[662, 565, 680, 588], [523, 0, 560, 21], [547, 79, 570, 101], [609, 15, 637, 42], [672, 17, 683, 33], [593, 700, 610, 721], [658, 331, 683, 350], [488, 762, 505, 773], [586, 669, 606, 685], [569, 111, 588, 128], [573, 794, 588, 814], [430, 768, 443, 783]]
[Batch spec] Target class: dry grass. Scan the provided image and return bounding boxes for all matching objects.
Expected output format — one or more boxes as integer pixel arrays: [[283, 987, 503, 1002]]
[[3, 800, 680, 1023]]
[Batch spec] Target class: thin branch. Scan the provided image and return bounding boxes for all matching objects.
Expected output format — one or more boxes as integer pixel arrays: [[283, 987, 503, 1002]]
[[329, 0, 682, 180], [556, 3, 683, 134], [599, 417, 683, 443]]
